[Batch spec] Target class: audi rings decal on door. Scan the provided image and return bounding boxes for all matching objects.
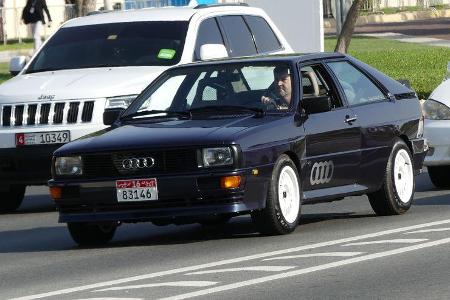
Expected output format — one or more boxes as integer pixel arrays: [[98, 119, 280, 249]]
[[310, 161, 334, 185], [122, 157, 155, 170]]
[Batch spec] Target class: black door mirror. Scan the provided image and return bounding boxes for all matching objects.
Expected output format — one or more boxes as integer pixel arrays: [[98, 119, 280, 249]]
[[103, 108, 125, 126], [302, 96, 332, 115]]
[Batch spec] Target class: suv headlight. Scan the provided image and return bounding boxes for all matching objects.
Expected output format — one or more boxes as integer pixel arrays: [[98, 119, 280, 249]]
[[55, 156, 83, 176], [423, 99, 450, 120], [201, 147, 233, 167], [105, 95, 138, 109]]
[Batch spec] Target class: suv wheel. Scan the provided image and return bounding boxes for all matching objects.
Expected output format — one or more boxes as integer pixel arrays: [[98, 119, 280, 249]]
[[427, 166, 450, 189], [251, 154, 301, 235], [368, 139, 414, 215], [0, 185, 26, 213], [68, 222, 117, 247]]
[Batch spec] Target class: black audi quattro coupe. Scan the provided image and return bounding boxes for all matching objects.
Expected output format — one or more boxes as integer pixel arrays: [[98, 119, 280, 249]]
[[49, 53, 427, 246]]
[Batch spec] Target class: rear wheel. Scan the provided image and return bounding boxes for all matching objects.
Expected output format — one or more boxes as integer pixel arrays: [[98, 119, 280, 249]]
[[0, 185, 26, 213], [368, 139, 414, 215], [67, 222, 117, 247], [251, 154, 301, 235], [427, 166, 450, 189]]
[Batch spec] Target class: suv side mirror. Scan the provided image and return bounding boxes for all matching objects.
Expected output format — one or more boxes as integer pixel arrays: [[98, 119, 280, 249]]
[[9, 56, 28, 76], [103, 108, 125, 126], [199, 44, 228, 61], [302, 96, 332, 115]]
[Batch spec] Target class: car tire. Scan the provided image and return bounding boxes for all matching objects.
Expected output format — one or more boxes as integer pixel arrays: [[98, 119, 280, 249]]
[[251, 154, 301, 235], [67, 222, 117, 247], [0, 185, 26, 213], [427, 166, 450, 189], [368, 139, 414, 216]]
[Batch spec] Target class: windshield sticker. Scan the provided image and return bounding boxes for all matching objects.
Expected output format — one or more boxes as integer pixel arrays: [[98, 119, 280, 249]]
[[107, 35, 118, 40], [158, 49, 176, 60]]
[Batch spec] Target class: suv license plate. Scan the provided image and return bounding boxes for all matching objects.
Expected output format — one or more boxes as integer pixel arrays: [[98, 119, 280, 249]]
[[16, 131, 70, 146], [116, 179, 158, 202]]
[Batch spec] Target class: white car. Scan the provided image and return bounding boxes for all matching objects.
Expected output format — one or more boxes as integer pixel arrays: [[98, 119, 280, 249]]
[[0, 3, 292, 212], [422, 65, 450, 188]]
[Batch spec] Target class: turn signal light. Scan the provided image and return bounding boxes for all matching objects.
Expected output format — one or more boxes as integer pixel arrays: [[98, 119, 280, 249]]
[[49, 187, 62, 200], [220, 176, 241, 189]]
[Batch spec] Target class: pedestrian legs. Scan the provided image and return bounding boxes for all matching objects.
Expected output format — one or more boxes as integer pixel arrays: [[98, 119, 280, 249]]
[[30, 21, 43, 52]]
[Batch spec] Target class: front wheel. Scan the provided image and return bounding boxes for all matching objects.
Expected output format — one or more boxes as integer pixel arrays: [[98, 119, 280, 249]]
[[67, 222, 117, 247], [368, 139, 414, 215], [0, 185, 26, 213], [251, 154, 301, 235]]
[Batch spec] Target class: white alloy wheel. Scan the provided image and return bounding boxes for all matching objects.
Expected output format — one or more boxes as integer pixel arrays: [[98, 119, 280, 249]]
[[393, 149, 414, 204], [278, 165, 300, 223]]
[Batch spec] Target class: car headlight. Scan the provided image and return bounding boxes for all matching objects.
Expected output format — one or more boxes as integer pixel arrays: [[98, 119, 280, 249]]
[[201, 147, 233, 167], [423, 99, 450, 120], [55, 156, 83, 176], [105, 95, 138, 109]]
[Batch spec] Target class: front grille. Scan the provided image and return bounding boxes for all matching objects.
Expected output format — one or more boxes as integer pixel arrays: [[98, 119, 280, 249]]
[[1, 101, 95, 126], [81, 149, 198, 178]]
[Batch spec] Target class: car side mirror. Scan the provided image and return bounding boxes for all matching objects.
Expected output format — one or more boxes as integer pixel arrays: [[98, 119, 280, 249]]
[[447, 61, 450, 79], [199, 44, 228, 61], [103, 108, 125, 126], [302, 96, 332, 115], [9, 56, 28, 76]]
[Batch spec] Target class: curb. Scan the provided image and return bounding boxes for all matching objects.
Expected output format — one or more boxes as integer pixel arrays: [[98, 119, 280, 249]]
[[324, 8, 450, 28]]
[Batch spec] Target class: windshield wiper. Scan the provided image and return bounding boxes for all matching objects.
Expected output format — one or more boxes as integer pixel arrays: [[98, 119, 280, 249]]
[[26, 67, 66, 74], [121, 110, 191, 120], [188, 105, 264, 116]]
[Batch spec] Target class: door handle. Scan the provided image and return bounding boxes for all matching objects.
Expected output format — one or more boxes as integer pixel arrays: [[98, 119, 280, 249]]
[[345, 115, 357, 124]]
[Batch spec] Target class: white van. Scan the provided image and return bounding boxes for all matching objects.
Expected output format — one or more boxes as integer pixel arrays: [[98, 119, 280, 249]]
[[0, 4, 292, 212]]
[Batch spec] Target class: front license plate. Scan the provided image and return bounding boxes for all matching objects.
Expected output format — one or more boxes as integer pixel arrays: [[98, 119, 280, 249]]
[[16, 131, 70, 146], [116, 178, 158, 202]]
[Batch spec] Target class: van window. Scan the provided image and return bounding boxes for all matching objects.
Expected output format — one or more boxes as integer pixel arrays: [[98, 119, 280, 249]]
[[244, 16, 281, 53], [26, 21, 189, 73], [219, 16, 257, 57]]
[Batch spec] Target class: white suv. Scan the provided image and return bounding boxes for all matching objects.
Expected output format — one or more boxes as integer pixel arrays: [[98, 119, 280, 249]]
[[0, 4, 292, 212]]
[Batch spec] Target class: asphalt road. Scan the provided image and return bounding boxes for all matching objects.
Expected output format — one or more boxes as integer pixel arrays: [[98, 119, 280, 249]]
[[1, 172, 450, 300], [325, 17, 450, 40]]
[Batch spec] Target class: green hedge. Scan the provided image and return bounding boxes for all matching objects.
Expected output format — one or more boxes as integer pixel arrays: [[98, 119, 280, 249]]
[[325, 36, 450, 99]]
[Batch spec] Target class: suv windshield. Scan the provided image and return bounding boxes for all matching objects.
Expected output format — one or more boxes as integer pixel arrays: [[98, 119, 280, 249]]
[[123, 62, 294, 118], [26, 21, 189, 73]]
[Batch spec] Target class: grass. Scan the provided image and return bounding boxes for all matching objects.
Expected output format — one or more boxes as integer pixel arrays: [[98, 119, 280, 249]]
[[0, 40, 33, 51], [325, 36, 450, 99]]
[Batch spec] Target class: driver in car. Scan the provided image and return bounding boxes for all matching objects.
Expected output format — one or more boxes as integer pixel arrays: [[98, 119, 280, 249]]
[[261, 66, 292, 110]]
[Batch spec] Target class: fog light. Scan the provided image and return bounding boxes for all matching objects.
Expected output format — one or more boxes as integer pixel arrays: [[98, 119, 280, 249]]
[[49, 187, 62, 200], [220, 176, 241, 189]]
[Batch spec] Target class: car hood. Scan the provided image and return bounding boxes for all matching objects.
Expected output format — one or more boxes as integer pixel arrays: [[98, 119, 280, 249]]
[[55, 115, 278, 155], [429, 79, 450, 106], [0, 66, 168, 103]]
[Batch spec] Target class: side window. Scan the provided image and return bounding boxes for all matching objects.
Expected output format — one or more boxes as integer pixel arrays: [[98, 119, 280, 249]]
[[219, 15, 257, 57], [244, 15, 281, 53], [300, 65, 342, 111], [194, 18, 225, 61], [327, 61, 386, 106]]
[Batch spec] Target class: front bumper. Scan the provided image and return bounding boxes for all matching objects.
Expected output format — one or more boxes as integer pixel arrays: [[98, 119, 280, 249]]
[[49, 167, 272, 223], [423, 119, 450, 166]]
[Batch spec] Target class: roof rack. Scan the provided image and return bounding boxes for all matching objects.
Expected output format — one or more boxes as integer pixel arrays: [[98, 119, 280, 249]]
[[86, 10, 115, 16], [194, 3, 249, 9]]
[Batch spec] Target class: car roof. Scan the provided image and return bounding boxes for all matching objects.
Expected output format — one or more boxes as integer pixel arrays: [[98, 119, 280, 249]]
[[62, 5, 263, 28]]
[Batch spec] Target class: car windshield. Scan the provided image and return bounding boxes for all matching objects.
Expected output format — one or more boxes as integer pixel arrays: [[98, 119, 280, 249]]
[[26, 21, 189, 73], [123, 62, 294, 118]]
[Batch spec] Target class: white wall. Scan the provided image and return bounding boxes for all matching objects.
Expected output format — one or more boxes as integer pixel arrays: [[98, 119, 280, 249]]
[[244, 0, 324, 52]]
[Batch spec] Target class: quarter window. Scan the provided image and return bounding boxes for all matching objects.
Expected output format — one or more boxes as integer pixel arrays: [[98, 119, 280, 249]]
[[194, 18, 225, 61], [327, 61, 386, 106], [219, 16, 257, 57], [244, 16, 281, 53]]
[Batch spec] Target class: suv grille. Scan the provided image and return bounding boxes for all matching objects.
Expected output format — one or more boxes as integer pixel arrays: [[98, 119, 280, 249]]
[[81, 149, 198, 178], [1, 101, 95, 127]]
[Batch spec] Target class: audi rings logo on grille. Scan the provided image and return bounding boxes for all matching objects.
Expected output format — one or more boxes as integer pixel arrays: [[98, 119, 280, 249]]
[[122, 157, 155, 170], [310, 161, 334, 185]]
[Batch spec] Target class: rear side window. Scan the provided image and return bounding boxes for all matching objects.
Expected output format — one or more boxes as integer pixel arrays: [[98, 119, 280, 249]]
[[219, 15, 257, 57], [327, 61, 386, 106], [194, 18, 225, 61], [244, 15, 281, 53]]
